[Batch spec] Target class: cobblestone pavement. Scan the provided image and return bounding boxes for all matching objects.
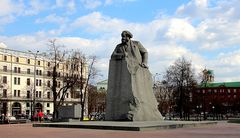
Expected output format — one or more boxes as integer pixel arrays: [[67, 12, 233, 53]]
[[0, 121, 239, 138]]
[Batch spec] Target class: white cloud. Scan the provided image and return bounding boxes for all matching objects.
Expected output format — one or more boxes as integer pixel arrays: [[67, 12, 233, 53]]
[[0, 42, 7, 48], [1, 0, 240, 82], [67, 0, 76, 13], [0, 0, 24, 16], [35, 14, 68, 24], [0, 35, 49, 52], [104, 0, 112, 5], [55, 0, 65, 8], [23, 0, 49, 16], [81, 0, 102, 9], [0, 15, 15, 27], [70, 12, 128, 36], [208, 50, 240, 82], [165, 18, 197, 41]]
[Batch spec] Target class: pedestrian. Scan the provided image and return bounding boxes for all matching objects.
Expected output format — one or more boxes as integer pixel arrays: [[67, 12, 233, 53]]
[[37, 110, 44, 122]]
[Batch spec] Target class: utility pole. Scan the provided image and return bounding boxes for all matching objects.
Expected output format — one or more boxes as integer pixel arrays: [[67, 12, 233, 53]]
[[28, 50, 39, 119]]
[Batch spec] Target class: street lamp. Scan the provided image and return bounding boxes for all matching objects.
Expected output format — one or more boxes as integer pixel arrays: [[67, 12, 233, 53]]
[[212, 106, 215, 120], [199, 105, 202, 121], [28, 50, 39, 119]]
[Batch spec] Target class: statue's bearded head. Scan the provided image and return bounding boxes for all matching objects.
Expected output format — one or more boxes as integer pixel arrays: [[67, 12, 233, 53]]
[[121, 30, 132, 44]]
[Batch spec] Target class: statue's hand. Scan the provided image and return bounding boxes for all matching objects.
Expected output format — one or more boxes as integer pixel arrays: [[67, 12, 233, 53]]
[[112, 53, 125, 60], [140, 63, 148, 68]]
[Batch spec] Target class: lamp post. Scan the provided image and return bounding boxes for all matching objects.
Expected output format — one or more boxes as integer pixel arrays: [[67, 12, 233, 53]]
[[212, 106, 215, 120], [199, 105, 202, 121], [28, 50, 39, 119]]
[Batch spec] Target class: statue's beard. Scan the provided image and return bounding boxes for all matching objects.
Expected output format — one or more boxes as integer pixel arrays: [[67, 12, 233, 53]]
[[121, 39, 128, 44]]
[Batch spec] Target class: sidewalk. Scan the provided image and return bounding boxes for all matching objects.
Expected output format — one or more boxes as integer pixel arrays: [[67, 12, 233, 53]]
[[0, 121, 239, 138]]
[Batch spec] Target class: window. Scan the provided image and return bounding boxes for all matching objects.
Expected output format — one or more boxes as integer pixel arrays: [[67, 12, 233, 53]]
[[14, 67, 17, 73], [66, 93, 69, 98], [39, 80, 42, 86], [27, 78, 30, 86], [27, 59, 30, 64], [26, 103, 30, 107], [16, 57, 19, 62], [14, 77, 20, 85], [3, 66, 7, 72], [18, 90, 20, 97], [14, 90, 17, 97], [27, 69, 30, 74], [48, 62, 50, 67], [3, 89, 7, 98], [234, 89, 237, 93], [26, 110, 30, 115], [36, 91, 38, 98], [27, 91, 30, 98], [3, 76, 7, 83], [47, 81, 51, 87], [18, 67, 21, 73], [4, 55, 7, 61], [38, 60, 40, 65], [47, 71, 51, 76], [36, 79, 38, 86], [18, 78, 20, 85], [14, 77, 17, 84], [36, 70, 42, 75], [39, 91, 41, 98], [47, 92, 50, 99], [47, 103, 50, 107]]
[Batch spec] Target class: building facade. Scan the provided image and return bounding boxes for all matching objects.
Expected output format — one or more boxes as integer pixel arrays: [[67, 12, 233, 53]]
[[193, 82, 240, 118], [96, 80, 108, 92], [0, 47, 86, 117]]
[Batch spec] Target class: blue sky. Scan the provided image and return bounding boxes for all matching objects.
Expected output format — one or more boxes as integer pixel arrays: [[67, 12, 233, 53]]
[[1, 0, 240, 82]]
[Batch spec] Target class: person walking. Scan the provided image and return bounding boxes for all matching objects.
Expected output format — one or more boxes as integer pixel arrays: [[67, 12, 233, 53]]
[[37, 110, 44, 122]]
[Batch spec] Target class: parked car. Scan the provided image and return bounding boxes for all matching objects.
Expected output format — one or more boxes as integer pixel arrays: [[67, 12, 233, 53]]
[[3, 115, 28, 124], [44, 114, 53, 121], [15, 114, 29, 119]]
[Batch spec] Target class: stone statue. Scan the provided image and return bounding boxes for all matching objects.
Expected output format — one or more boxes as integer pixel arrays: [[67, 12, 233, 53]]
[[105, 30, 163, 121]]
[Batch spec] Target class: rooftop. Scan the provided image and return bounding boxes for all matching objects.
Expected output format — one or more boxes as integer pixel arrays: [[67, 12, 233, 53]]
[[199, 82, 240, 88]]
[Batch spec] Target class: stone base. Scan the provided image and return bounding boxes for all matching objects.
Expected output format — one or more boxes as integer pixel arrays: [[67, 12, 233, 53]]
[[33, 121, 217, 131]]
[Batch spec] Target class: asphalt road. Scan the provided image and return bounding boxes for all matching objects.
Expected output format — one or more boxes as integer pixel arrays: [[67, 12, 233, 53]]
[[0, 121, 239, 138]]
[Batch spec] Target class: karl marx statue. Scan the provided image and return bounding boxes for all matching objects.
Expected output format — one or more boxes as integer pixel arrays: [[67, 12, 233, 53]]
[[105, 30, 163, 121]]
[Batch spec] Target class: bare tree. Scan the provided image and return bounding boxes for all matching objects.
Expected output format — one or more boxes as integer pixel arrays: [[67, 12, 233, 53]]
[[88, 85, 106, 120], [47, 39, 80, 119], [154, 80, 174, 118], [163, 57, 197, 120], [71, 51, 98, 121]]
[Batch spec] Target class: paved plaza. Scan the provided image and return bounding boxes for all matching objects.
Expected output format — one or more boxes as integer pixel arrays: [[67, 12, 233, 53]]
[[0, 121, 239, 138]]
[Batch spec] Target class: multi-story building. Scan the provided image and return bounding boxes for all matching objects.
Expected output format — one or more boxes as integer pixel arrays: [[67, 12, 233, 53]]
[[0, 47, 86, 117], [193, 69, 240, 118], [96, 80, 108, 92], [193, 82, 240, 117]]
